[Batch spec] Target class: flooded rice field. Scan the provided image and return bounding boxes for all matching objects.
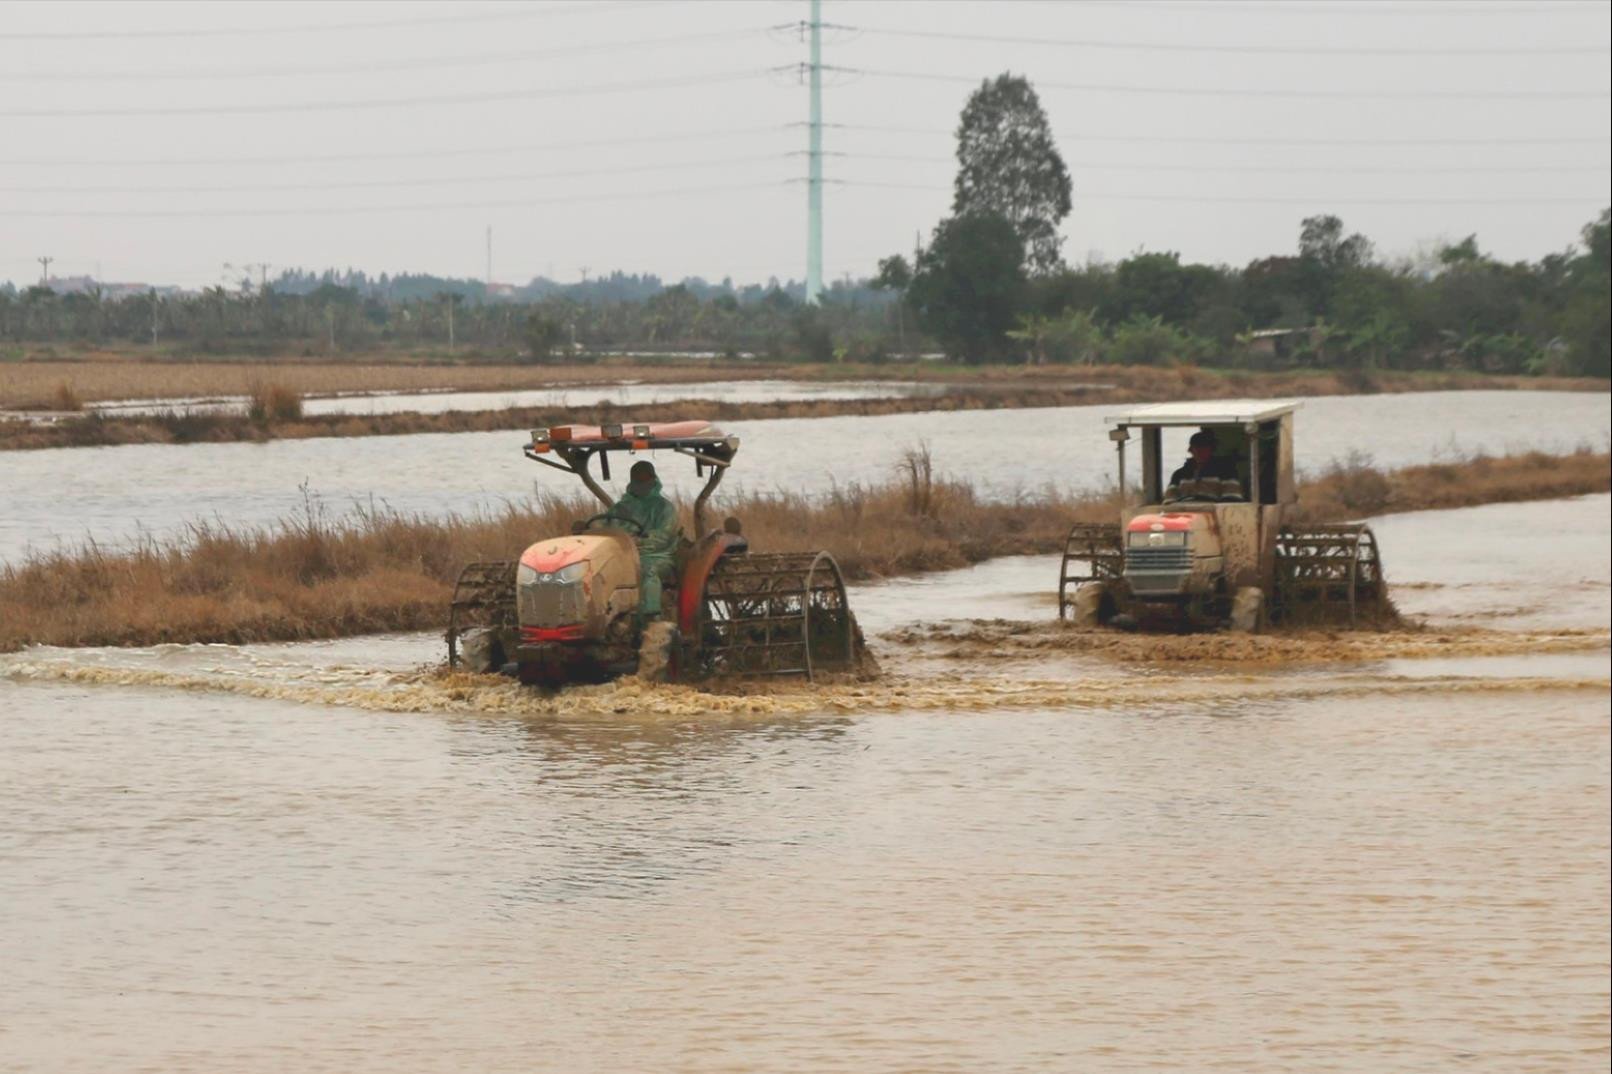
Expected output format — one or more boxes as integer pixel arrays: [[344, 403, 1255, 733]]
[[2, 388, 1606, 561], [67, 377, 941, 420], [2, 495, 1608, 1072]]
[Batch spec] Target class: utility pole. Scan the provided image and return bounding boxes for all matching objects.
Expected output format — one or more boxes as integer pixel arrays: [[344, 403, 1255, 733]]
[[150, 289, 159, 347], [486, 226, 493, 289], [805, 0, 824, 306], [37, 255, 53, 285]]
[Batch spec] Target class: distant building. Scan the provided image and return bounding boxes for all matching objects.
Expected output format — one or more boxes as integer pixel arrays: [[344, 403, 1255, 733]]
[[43, 277, 183, 299], [1240, 326, 1326, 364]]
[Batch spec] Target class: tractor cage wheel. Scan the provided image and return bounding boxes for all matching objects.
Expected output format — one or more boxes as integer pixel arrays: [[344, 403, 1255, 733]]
[[1274, 523, 1386, 627], [446, 560, 517, 668], [1058, 522, 1124, 621], [694, 550, 855, 682]]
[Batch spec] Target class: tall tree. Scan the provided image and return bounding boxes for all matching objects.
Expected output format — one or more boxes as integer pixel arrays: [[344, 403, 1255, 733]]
[[907, 213, 1027, 363], [953, 74, 1072, 276]]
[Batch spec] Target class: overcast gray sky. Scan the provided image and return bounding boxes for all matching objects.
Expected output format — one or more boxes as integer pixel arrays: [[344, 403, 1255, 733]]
[[2, 0, 1608, 290]]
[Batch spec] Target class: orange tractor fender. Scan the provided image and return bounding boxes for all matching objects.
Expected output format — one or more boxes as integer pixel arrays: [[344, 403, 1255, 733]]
[[677, 532, 748, 636]]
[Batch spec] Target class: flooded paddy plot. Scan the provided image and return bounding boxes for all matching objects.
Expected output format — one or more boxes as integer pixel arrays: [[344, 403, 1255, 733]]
[[63, 377, 941, 420], [1, 389, 1605, 562], [1, 680, 1605, 1074], [1, 491, 1608, 1072]]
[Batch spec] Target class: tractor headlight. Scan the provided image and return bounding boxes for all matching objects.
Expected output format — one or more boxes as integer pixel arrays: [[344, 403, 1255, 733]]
[[518, 561, 589, 585], [1128, 531, 1187, 548]]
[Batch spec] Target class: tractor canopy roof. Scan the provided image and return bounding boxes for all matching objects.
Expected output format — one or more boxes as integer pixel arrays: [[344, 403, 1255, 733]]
[[529, 419, 738, 457], [1104, 399, 1301, 429]]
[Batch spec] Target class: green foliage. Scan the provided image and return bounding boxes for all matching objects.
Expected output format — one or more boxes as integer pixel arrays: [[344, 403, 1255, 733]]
[[1106, 314, 1197, 367], [907, 213, 1028, 363], [523, 314, 566, 364], [872, 255, 912, 292], [1009, 308, 1103, 365], [952, 73, 1072, 275], [792, 308, 835, 363]]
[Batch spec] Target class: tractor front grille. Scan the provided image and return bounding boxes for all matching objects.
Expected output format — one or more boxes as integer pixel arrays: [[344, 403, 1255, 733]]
[[518, 579, 585, 628], [1124, 547, 1192, 573]]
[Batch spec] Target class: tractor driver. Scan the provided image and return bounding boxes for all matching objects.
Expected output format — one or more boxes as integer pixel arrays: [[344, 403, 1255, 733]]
[[1166, 429, 1240, 502], [609, 460, 681, 619]]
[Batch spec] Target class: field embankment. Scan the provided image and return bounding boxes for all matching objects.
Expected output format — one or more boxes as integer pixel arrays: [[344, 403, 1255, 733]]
[[3, 361, 1605, 451], [1, 449, 1605, 653]]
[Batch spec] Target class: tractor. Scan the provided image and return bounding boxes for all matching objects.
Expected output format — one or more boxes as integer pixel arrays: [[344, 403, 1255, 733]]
[[446, 419, 869, 685], [1058, 400, 1387, 632]]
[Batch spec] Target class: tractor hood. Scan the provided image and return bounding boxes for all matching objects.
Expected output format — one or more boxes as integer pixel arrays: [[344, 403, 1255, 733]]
[[1126, 512, 1204, 534], [519, 534, 625, 573]]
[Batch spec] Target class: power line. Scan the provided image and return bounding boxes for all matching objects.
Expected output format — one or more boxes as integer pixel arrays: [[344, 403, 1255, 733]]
[[0, 1, 654, 40], [0, 126, 791, 168], [1063, 0, 1603, 15], [0, 27, 768, 83], [839, 66, 1611, 101], [0, 180, 794, 219], [823, 122, 1612, 147], [850, 25, 1611, 56], [834, 179, 1604, 205], [842, 152, 1612, 175], [0, 70, 770, 119], [0, 153, 796, 195]]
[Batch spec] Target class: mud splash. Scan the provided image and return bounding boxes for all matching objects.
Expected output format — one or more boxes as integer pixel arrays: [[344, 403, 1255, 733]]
[[882, 619, 1612, 666], [5, 657, 1605, 723]]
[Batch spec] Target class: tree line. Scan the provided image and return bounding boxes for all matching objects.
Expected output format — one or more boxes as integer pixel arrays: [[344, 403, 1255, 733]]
[[873, 73, 1609, 379], [4, 73, 1606, 377]]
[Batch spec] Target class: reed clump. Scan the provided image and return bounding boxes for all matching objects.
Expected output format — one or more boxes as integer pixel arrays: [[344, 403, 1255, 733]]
[[245, 381, 303, 424], [0, 450, 1605, 652], [50, 382, 83, 412]]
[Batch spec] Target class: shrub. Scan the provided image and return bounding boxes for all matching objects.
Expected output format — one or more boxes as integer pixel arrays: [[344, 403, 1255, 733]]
[[50, 382, 83, 411], [245, 380, 303, 424]]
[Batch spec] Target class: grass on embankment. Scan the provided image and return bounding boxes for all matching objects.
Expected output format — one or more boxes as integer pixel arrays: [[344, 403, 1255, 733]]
[[4, 350, 1603, 411], [1, 449, 1605, 653], [4, 362, 1605, 451]]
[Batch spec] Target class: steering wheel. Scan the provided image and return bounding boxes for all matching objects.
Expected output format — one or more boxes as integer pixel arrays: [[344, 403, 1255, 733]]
[[583, 512, 646, 537]]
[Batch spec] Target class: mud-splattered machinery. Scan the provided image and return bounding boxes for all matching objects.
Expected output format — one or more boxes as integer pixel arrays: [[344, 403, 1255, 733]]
[[447, 420, 868, 685], [1058, 400, 1387, 632]]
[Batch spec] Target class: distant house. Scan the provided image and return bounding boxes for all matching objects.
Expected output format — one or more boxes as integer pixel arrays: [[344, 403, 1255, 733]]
[[44, 277, 181, 299], [484, 282, 517, 299], [1240, 326, 1326, 364]]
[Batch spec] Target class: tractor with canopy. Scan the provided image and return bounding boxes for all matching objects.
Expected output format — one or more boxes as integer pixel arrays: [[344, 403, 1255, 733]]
[[447, 420, 868, 684], [1058, 400, 1387, 631]]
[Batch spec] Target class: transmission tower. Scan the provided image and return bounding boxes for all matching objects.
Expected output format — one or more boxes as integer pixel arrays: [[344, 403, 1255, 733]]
[[37, 255, 54, 285], [805, 0, 823, 305]]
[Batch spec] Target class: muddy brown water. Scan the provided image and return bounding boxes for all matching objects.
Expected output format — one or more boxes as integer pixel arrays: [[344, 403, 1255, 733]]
[[2, 388, 1605, 561], [2, 496, 1608, 1072]]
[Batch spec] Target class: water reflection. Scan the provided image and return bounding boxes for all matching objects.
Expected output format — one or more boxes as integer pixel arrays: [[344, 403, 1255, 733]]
[[449, 714, 855, 904]]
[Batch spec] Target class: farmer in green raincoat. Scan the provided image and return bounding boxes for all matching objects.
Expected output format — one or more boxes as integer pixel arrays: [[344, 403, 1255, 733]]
[[609, 460, 681, 619]]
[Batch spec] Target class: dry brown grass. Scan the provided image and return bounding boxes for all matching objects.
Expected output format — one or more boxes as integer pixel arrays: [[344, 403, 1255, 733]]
[[0, 386, 1115, 451], [48, 382, 83, 411], [244, 381, 304, 424], [1291, 447, 1611, 522], [2, 353, 1602, 410], [1, 450, 1604, 652]]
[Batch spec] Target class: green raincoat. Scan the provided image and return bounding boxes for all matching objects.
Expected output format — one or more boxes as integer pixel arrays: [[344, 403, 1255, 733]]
[[607, 477, 681, 616]]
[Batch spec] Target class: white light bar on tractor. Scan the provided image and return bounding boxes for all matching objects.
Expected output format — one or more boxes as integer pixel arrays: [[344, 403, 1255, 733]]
[[602, 423, 624, 439], [530, 427, 549, 444]]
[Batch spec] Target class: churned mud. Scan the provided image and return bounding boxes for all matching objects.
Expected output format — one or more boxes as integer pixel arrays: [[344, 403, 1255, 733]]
[[4, 649, 1606, 723], [879, 618, 1612, 667]]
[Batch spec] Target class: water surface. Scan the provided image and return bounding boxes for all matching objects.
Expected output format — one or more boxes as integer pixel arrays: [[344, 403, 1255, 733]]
[[3, 390, 1605, 561]]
